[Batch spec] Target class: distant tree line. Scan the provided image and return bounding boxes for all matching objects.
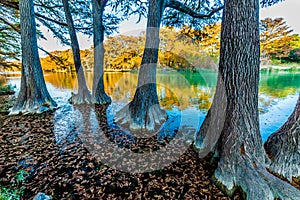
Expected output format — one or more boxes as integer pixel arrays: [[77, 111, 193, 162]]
[[2, 14, 300, 72], [260, 17, 300, 64], [40, 25, 221, 72], [40, 17, 300, 72]]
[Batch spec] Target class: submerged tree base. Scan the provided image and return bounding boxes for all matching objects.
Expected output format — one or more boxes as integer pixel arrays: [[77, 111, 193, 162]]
[[264, 95, 300, 181], [265, 127, 300, 182], [115, 103, 167, 137], [69, 90, 92, 105], [115, 83, 167, 137]]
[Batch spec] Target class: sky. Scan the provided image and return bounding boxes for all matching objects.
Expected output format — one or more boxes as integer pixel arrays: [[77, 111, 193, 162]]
[[260, 0, 300, 33], [38, 0, 300, 54]]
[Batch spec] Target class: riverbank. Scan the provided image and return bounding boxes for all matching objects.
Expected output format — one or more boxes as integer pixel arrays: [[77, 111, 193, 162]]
[[260, 65, 300, 71], [0, 95, 15, 114], [1, 97, 300, 199], [0, 63, 299, 75], [0, 102, 243, 199]]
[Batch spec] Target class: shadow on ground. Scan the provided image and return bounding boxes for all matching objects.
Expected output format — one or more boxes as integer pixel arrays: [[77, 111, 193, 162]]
[[0, 99, 246, 199]]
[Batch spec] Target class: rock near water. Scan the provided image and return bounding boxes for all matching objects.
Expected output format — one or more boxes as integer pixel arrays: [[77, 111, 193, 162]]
[[33, 193, 52, 200]]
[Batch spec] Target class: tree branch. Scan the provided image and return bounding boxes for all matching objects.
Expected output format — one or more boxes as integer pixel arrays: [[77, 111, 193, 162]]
[[1, 1, 67, 27], [35, 13, 91, 30], [38, 46, 52, 56], [1, 1, 90, 30], [0, 17, 20, 33], [166, 0, 223, 19], [35, 13, 67, 27], [34, 3, 63, 9], [0, 0, 19, 10], [38, 46, 68, 67]]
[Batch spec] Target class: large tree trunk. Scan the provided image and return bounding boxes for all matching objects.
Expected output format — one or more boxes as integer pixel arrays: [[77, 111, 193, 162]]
[[62, 0, 92, 104], [10, 0, 57, 115], [115, 0, 167, 132], [194, 0, 300, 199], [264, 94, 300, 181], [91, 0, 111, 105]]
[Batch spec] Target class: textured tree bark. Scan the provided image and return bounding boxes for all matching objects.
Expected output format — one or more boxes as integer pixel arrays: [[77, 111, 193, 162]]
[[195, 0, 300, 199], [91, 0, 111, 105], [264, 94, 300, 181], [10, 0, 57, 115], [62, 0, 92, 104], [115, 0, 167, 132], [115, 0, 224, 132]]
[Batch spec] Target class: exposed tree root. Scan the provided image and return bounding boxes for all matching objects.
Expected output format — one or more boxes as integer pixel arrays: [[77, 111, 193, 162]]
[[115, 103, 167, 137], [214, 156, 300, 200], [9, 98, 57, 115]]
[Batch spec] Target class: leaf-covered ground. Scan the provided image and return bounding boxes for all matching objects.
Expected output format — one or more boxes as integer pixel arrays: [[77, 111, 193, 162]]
[[0, 96, 298, 199], [0, 95, 15, 114]]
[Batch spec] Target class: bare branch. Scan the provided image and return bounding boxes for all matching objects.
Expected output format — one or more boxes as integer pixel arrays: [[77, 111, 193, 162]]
[[34, 3, 63, 9], [38, 46, 50, 55], [166, 0, 223, 19], [35, 13, 67, 27], [35, 13, 92, 30], [1, 1, 90, 30], [0, 17, 20, 33], [0, 1, 19, 10]]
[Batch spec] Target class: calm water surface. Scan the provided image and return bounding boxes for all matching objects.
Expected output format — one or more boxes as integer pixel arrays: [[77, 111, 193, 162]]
[[3, 69, 300, 142]]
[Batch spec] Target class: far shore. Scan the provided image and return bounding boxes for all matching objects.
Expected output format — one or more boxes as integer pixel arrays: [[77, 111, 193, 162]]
[[1, 65, 300, 75], [260, 65, 300, 70]]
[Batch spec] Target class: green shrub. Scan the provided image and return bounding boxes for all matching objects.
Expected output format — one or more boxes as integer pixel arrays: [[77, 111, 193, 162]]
[[289, 48, 300, 63], [0, 85, 15, 94], [0, 170, 28, 200], [270, 58, 282, 65]]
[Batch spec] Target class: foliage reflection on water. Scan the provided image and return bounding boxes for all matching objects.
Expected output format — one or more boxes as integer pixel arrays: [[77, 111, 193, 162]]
[[41, 70, 217, 112], [4, 69, 300, 142]]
